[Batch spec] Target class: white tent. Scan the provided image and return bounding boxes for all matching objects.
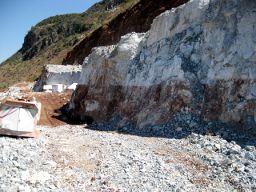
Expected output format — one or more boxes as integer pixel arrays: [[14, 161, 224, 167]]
[[0, 100, 41, 137]]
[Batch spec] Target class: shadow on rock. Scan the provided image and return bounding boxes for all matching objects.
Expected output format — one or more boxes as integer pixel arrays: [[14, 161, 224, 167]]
[[52, 104, 94, 125], [85, 113, 256, 149], [52, 102, 256, 148]]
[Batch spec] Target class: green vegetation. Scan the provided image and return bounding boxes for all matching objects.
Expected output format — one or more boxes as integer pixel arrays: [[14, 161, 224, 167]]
[[0, 0, 139, 90]]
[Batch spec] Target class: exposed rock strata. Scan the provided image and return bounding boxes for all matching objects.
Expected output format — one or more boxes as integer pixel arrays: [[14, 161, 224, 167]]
[[34, 65, 82, 91], [63, 0, 189, 65], [67, 0, 256, 132]]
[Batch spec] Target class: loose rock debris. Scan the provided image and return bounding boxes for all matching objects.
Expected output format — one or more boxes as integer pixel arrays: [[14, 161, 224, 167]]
[[0, 85, 256, 191], [0, 125, 255, 191]]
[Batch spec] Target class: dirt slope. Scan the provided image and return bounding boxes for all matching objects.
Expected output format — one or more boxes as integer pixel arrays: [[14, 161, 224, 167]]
[[63, 0, 188, 64], [23, 92, 72, 127]]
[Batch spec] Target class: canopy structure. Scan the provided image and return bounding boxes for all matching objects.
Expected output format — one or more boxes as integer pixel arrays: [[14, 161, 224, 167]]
[[0, 99, 41, 137]]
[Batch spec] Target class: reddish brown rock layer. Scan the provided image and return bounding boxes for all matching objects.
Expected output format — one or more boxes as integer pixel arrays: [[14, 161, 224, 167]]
[[69, 80, 256, 128], [68, 82, 191, 127]]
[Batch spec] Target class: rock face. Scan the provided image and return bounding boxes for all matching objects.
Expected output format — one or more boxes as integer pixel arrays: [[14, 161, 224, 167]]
[[105, 0, 125, 10], [34, 65, 82, 91], [21, 21, 89, 61], [67, 0, 256, 132], [63, 0, 189, 65]]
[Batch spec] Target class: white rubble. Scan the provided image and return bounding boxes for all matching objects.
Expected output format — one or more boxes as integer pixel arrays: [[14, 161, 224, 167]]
[[0, 124, 255, 191]]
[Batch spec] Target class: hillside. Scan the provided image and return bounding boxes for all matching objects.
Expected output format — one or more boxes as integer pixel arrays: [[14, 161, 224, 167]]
[[0, 0, 139, 90], [63, 0, 188, 65]]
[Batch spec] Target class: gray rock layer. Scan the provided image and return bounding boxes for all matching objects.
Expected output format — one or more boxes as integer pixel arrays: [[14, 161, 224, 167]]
[[67, 0, 256, 131]]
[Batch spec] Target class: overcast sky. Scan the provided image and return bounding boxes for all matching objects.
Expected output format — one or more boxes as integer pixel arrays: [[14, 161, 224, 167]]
[[0, 0, 100, 63]]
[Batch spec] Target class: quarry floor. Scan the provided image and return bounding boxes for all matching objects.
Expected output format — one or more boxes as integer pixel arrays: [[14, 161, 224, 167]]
[[0, 87, 256, 191], [1, 124, 256, 192]]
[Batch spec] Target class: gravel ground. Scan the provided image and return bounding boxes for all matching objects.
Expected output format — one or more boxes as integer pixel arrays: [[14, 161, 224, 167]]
[[0, 124, 256, 192]]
